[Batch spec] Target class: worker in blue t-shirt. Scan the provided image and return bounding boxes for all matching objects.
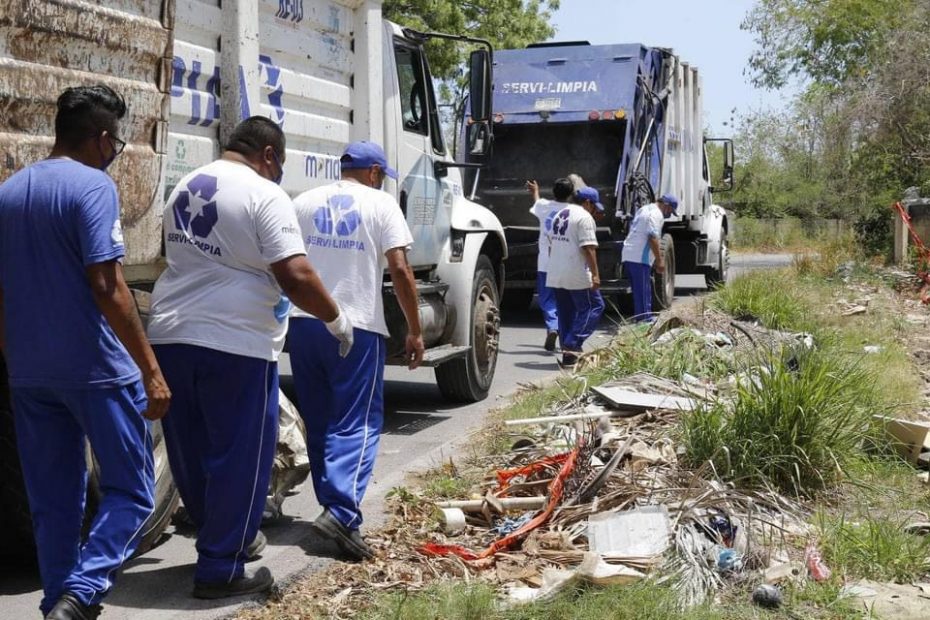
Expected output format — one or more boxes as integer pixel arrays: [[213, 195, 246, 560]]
[[0, 86, 171, 620]]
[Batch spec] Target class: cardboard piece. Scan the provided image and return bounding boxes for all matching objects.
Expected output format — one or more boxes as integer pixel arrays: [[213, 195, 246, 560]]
[[591, 386, 696, 412], [586, 505, 671, 558]]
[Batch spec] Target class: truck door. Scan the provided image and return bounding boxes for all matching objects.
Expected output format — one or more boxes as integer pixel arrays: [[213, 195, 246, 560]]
[[392, 40, 453, 268]]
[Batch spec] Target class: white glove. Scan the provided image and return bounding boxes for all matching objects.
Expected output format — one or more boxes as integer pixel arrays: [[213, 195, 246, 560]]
[[325, 308, 354, 358]]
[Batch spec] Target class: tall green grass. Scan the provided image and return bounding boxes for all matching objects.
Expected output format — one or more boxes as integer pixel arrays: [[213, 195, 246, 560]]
[[681, 349, 880, 495], [818, 512, 930, 582], [712, 270, 808, 330]]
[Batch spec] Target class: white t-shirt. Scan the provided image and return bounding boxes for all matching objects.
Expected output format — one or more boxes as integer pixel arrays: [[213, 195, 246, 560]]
[[529, 199, 569, 273], [292, 180, 413, 336], [148, 159, 306, 361], [545, 204, 598, 290], [621, 202, 664, 265]]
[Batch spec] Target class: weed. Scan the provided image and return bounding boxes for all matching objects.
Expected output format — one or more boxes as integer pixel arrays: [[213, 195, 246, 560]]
[[681, 348, 879, 495], [713, 270, 809, 330], [817, 512, 930, 582]]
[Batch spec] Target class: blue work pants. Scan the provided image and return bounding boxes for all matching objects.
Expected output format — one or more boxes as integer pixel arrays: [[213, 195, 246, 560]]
[[623, 261, 653, 321], [536, 271, 559, 332], [553, 288, 605, 351], [12, 382, 154, 615], [288, 318, 385, 530], [154, 344, 278, 584]]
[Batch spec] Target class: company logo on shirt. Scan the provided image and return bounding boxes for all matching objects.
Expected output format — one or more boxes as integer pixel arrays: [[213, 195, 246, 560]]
[[544, 209, 558, 233], [306, 194, 366, 251], [167, 173, 222, 256], [551, 208, 570, 238]]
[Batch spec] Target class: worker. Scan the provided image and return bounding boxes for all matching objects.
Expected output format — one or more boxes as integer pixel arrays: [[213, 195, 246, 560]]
[[0, 85, 171, 620], [620, 194, 678, 321], [146, 117, 352, 598], [290, 141, 423, 561], [526, 177, 575, 351], [546, 186, 606, 368]]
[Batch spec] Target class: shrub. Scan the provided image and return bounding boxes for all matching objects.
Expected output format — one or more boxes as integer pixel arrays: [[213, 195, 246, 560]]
[[681, 348, 879, 495]]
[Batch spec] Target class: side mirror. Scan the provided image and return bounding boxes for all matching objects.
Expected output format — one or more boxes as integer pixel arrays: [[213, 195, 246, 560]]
[[467, 122, 490, 156], [705, 137, 735, 193], [468, 49, 492, 123]]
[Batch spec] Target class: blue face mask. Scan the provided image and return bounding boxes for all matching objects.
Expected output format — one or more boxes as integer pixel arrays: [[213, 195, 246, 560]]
[[98, 134, 117, 171], [271, 149, 284, 185]]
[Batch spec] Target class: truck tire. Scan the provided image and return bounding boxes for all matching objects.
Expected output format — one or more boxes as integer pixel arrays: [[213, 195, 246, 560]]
[[652, 234, 676, 310], [705, 229, 729, 287], [0, 351, 179, 565], [435, 255, 501, 402]]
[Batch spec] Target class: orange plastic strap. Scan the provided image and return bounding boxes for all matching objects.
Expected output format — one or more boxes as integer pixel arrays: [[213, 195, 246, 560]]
[[418, 446, 581, 562]]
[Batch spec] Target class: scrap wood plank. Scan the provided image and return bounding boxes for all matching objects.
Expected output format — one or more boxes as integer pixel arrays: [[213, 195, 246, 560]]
[[592, 386, 697, 412]]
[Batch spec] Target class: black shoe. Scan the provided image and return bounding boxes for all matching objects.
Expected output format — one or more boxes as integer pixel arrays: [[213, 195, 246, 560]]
[[192, 566, 274, 600], [45, 593, 100, 620], [558, 351, 579, 369], [246, 530, 266, 561], [544, 331, 558, 352], [311, 508, 374, 561]]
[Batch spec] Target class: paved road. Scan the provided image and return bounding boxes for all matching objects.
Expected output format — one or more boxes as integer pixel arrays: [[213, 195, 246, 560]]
[[0, 254, 791, 619]]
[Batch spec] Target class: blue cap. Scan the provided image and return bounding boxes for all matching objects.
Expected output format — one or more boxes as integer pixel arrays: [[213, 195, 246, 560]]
[[576, 186, 604, 212], [340, 141, 398, 179], [659, 194, 678, 212]]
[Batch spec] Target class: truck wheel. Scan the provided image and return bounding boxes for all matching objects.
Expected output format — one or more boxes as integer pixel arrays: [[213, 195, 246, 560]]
[[435, 255, 501, 402], [0, 351, 179, 565], [652, 234, 676, 310], [705, 230, 729, 287]]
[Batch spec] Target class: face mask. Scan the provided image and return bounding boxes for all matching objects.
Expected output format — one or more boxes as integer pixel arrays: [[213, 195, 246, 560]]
[[98, 135, 117, 171], [271, 149, 284, 185]]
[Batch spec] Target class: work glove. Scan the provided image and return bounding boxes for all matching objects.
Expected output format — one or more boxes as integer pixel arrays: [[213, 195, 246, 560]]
[[325, 307, 354, 357]]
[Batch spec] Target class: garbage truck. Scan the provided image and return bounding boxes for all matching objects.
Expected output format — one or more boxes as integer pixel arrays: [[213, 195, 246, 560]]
[[0, 0, 503, 564], [461, 42, 733, 310]]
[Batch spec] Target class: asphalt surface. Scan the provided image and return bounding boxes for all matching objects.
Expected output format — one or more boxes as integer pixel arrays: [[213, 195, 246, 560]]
[[0, 253, 792, 619]]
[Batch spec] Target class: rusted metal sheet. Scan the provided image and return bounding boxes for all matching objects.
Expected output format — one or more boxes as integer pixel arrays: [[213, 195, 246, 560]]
[[0, 0, 174, 272]]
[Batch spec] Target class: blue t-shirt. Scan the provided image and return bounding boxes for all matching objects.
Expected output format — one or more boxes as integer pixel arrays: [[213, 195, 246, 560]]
[[0, 158, 140, 388]]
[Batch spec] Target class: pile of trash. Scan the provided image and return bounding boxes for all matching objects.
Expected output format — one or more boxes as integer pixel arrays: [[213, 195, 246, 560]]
[[269, 311, 869, 618], [416, 368, 816, 610], [380, 313, 831, 611]]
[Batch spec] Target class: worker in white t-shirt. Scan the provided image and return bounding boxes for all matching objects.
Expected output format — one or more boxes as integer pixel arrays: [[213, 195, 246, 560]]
[[526, 177, 574, 351], [545, 186, 606, 368], [290, 141, 423, 561], [147, 117, 352, 599], [620, 194, 678, 321]]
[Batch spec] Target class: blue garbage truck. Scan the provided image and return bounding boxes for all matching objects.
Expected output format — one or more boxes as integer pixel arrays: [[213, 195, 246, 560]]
[[460, 42, 734, 310]]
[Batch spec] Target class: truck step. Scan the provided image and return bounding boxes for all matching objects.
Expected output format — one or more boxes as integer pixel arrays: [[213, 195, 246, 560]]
[[387, 345, 470, 367]]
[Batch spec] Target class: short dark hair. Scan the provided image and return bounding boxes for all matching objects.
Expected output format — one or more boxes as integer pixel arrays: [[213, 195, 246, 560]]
[[225, 116, 285, 159], [54, 85, 127, 148], [552, 178, 574, 201]]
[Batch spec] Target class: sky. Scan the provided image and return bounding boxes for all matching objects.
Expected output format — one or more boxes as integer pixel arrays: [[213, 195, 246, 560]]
[[549, 0, 797, 133]]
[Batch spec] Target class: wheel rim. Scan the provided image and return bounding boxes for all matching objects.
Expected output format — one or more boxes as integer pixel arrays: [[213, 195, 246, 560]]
[[473, 279, 500, 381]]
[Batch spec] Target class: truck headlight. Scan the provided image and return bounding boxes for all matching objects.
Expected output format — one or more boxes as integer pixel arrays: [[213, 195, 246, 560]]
[[451, 230, 466, 262]]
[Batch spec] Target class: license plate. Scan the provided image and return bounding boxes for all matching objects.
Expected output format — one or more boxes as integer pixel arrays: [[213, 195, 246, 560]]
[[534, 97, 562, 111]]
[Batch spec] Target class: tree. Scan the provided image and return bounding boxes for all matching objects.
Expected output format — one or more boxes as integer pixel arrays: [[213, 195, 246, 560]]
[[742, 0, 905, 89], [383, 0, 560, 82]]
